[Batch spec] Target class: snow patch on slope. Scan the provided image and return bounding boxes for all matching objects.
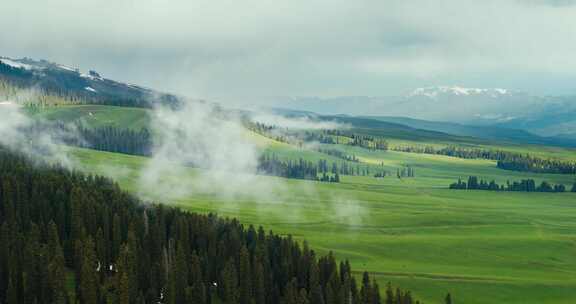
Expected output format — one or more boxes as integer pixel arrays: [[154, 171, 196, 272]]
[[57, 64, 77, 72], [0, 58, 33, 70]]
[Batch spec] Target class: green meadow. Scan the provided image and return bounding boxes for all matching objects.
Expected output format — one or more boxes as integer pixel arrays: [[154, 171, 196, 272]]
[[69, 141, 576, 304], [31, 104, 576, 303]]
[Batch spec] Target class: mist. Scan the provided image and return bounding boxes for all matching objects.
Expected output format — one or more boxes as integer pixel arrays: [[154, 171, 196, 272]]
[[0, 100, 75, 167], [139, 100, 279, 202], [249, 112, 349, 130], [134, 99, 366, 225]]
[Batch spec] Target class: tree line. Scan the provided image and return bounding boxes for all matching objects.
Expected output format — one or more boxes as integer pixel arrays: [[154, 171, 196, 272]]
[[449, 176, 574, 193], [245, 122, 389, 152], [397, 166, 415, 178], [317, 148, 359, 163], [497, 156, 576, 175], [258, 154, 389, 182], [257, 154, 340, 182], [307, 130, 389, 151], [0, 147, 439, 304], [393, 144, 576, 175]]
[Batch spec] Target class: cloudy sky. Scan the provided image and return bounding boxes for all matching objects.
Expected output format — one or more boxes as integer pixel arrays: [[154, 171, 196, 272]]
[[3, 0, 576, 102]]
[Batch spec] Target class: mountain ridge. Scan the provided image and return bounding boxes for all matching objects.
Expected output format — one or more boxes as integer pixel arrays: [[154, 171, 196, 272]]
[[0, 56, 178, 108]]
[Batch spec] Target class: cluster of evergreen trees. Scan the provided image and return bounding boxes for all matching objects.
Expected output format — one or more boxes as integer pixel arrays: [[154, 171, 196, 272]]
[[245, 123, 389, 153], [396, 167, 415, 178], [317, 148, 359, 163], [311, 130, 389, 151], [258, 154, 380, 182], [257, 154, 340, 182], [373, 171, 389, 178], [449, 176, 572, 193], [42, 122, 153, 156], [372, 167, 414, 179], [22, 121, 153, 157], [0, 147, 434, 304], [393, 144, 576, 175], [244, 122, 295, 145], [392, 145, 510, 160], [496, 156, 576, 175], [71, 125, 151, 156]]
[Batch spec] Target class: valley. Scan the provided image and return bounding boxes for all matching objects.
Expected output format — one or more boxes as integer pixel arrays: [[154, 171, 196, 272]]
[[5, 3, 576, 303], [47, 104, 576, 304]]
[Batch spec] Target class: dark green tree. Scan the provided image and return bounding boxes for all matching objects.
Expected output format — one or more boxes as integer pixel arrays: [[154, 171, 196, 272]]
[[79, 237, 99, 304]]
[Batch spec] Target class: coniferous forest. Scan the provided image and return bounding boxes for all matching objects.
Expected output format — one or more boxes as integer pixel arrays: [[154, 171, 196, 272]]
[[449, 176, 571, 193], [0, 147, 430, 304], [393, 144, 576, 174]]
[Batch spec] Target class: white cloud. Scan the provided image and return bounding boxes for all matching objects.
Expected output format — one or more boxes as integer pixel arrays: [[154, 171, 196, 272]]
[[3, 0, 576, 98]]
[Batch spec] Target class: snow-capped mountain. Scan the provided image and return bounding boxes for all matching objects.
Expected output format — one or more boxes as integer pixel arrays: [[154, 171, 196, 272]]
[[408, 86, 511, 99], [279, 86, 576, 139], [0, 56, 178, 107], [281, 86, 537, 123]]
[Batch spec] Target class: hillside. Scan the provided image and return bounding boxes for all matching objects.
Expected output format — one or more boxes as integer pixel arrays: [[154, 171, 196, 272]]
[[0, 147, 392, 304], [0, 56, 178, 107], [361, 116, 576, 147]]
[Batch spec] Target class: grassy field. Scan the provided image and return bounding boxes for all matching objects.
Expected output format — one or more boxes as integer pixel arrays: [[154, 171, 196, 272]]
[[69, 143, 576, 304], [31, 105, 150, 130], [32, 104, 576, 160], [33, 104, 576, 303]]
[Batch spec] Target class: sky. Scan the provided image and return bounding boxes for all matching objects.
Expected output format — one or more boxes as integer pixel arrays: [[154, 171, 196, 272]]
[[2, 0, 576, 103]]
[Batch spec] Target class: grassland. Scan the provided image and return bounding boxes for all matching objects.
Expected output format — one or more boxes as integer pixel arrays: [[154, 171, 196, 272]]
[[31, 104, 150, 130], [34, 105, 576, 303], [69, 143, 576, 304]]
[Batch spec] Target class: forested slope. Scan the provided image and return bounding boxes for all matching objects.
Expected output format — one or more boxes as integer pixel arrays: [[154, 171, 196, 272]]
[[0, 148, 419, 304]]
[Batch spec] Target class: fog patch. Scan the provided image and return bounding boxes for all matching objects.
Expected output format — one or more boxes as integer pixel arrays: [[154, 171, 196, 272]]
[[250, 112, 349, 130], [0, 99, 76, 167], [138, 100, 288, 203], [137, 100, 367, 227]]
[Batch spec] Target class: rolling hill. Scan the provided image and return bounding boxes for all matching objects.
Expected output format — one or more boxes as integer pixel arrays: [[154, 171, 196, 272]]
[[3, 55, 576, 304]]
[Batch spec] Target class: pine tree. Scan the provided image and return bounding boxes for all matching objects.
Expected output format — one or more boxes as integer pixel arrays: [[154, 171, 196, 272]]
[[222, 259, 239, 304], [309, 261, 324, 304], [372, 280, 381, 304], [239, 246, 253, 304], [253, 260, 266, 304], [118, 271, 130, 304], [282, 278, 299, 304], [174, 244, 189, 303], [79, 237, 99, 304], [360, 272, 372, 304], [385, 282, 393, 304], [445, 292, 452, 304], [7, 277, 18, 304], [298, 288, 310, 304], [47, 222, 67, 304]]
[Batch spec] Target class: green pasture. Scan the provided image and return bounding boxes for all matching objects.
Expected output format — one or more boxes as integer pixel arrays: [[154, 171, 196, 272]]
[[69, 144, 576, 304], [33, 104, 576, 303]]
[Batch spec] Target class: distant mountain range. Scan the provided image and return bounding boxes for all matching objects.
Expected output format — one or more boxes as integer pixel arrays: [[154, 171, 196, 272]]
[[279, 86, 535, 122], [277, 86, 576, 140]]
